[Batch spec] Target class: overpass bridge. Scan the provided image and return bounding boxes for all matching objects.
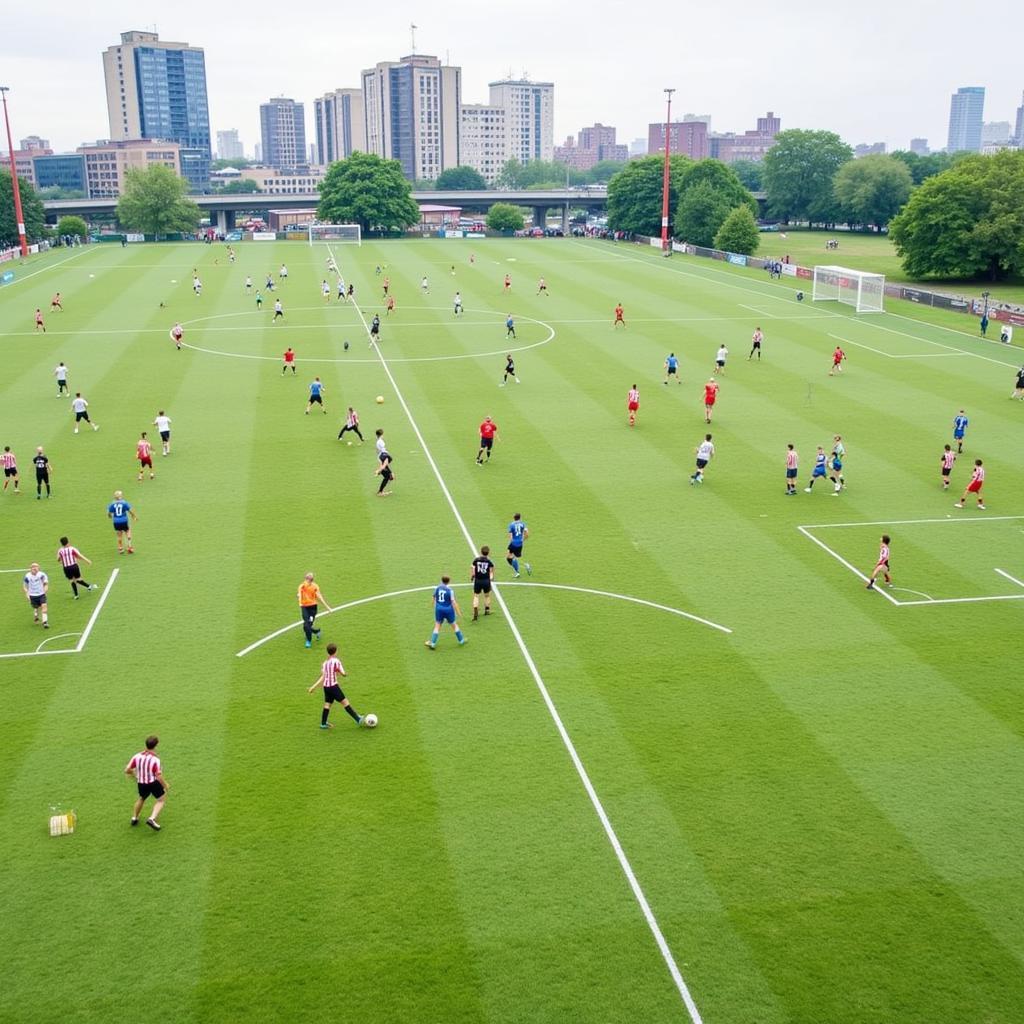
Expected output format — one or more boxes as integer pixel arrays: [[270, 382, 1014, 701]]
[[42, 186, 767, 233]]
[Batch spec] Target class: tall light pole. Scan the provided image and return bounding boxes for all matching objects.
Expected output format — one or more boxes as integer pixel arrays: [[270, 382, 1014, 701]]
[[660, 88, 675, 253], [0, 87, 28, 257]]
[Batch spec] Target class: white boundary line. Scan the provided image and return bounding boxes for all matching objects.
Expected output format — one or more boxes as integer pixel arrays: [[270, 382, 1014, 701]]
[[36, 632, 81, 653], [330, 246, 705, 1023], [829, 332, 969, 361], [841, 317, 1022, 370], [75, 568, 119, 650], [738, 303, 776, 319], [801, 515, 1024, 528], [995, 568, 1024, 589], [236, 581, 732, 658], [796, 525, 899, 605], [0, 247, 91, 288]]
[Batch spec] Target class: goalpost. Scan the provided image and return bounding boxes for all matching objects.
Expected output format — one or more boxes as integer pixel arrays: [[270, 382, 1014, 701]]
[[308, 223, 362, 247], [812, 265, 885, 313]]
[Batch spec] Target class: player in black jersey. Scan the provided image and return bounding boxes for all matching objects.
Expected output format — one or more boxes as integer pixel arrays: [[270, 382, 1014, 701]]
[[470, 546, 495, 620], [33, 446, 51, 499], [500, 354, 520, 387]]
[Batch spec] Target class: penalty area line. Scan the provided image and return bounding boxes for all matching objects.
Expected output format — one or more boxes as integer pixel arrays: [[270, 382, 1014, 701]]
[[797, 526, 899, 605], [75, 568, 119, 651]]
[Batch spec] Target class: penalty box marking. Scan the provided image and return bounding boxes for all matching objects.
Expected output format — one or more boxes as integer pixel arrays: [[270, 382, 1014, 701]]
[[829, 333, 970, 360], [0, 568, 120, 660], [798, 518, 1024, 606], [236, 581, 732, 658]]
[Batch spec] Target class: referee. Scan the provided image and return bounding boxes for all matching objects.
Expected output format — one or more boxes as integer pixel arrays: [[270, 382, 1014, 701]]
[[470, 546, 495, 621], [298, 573, 332, 649], [33, 446, 51, 499]]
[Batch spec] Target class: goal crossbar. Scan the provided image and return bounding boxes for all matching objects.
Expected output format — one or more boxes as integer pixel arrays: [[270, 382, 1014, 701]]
[[812, 265, 884, 313], [309, 223, 361, 246]]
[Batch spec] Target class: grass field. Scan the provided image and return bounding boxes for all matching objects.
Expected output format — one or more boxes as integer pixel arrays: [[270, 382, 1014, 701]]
[[2, 236, 1023, 1024]]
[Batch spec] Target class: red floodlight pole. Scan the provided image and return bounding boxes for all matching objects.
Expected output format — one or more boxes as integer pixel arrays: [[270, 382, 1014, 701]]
[[1, 87, 29, 257], [660, 88, 675, 253]]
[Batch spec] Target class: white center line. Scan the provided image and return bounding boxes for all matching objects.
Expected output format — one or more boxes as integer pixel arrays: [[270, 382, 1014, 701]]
[[330, 246, 704, 1024]]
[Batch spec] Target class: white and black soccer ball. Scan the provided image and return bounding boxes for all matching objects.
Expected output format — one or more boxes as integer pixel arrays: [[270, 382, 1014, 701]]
[[363, 713, 378, 729]]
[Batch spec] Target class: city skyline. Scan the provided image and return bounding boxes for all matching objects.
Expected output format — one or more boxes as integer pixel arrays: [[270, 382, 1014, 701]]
[[2, 0, 1022, 161]]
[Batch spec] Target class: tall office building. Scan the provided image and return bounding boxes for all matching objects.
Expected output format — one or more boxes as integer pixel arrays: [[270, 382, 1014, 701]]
[[362, 55, 461, 181], [488, 79, 554, 163], [981, 121, 1011, 146], [910, 138, 930, 155], [946, 87, 985, 153], [260, 98, 307, 170], [20, 136, 50, 152], [460, 103, 507, 183], [1015, 92, 1024, 147], [216, 129, 244, 161], [648, 121, 709, 161], [313, 88, 366, 165], [102, 30, 211, 190]]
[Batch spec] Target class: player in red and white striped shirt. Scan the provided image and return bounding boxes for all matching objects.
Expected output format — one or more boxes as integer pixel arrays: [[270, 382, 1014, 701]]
[[627, 385, 640, 427], [2, 446, 19, 493], [337, 406, 364, 444], [940, 445, 956, 490], [954, 460, 986, 510], [124, 735, 169, 830], [866, 534, 892, 590], [136, 432, 155, 481], [57, 536, 96, 598], [785, 444, 799, 495], [307, 643, 365, 729]]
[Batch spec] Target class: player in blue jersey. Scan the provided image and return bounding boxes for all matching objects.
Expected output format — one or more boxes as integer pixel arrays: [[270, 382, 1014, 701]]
[[506, 513, 531, 577], [803, 447, 829, 493], [663, 352, 680, 385], [305, 377, 327, 415], [425, 575, 465, 649], [506, 314, 516, 339], [953, 409, 969, 453], [107, 489, 138, 554]]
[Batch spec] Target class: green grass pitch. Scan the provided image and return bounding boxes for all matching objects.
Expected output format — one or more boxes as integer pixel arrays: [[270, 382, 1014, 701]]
[[1, 237, 1023, 1024]]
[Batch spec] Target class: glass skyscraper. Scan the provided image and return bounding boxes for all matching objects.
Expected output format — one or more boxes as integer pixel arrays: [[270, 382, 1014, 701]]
[[946, 87, 985, 154], [103, 31, 211, 192]]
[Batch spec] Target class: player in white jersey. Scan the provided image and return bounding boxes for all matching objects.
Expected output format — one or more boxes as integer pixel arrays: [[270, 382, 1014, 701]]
[[322, 279, 330, 301], [375, 428, 387, 458], [54, 362, 69, 397], [23, 563, 49, 627], [307, 642, 367, 729], [125, 735, 169, 830], [245, 275, 252, 292], [279, 264, 288, 281], [71, 393, 99, 433], [454, 292, 463, 316], [154, 411, 172, 455], [691, 435, 715, 485], [714, 345, 729, 375]]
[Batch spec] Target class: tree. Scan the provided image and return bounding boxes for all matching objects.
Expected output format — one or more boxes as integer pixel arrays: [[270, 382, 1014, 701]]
[[676, 181, 735, 247], [762, 130, 853, 225], [486, 202, 525, 232], [116, 164, 201, 237], [215, 179, 262, 194], [890, 150, 1024, 281], [317, 152, 421, 234], [730, 159, 763, 191], [587, 160, 628, 184], [497, 159, 586, 188], [0, 174, 46, 247], [435, 166, 487, 190], [212, 157, 252, 171], [56, 215, 88, 239], [890, 150, 956, 187], [606, 155, 693, 236], [713, 206, 760, 255], [38, 186, 86, 201], [833, 154, 912, 230]]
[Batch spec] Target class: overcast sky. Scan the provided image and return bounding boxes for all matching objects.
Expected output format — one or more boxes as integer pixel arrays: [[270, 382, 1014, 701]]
[[3, 0, 1022, 157]]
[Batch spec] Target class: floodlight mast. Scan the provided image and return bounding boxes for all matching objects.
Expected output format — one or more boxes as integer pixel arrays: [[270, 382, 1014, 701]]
[[0, 86, 29, 257], [660, 88, 675, 253]]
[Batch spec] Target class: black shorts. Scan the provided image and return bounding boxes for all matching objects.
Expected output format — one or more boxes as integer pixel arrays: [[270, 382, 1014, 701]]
[[160, 431, 170, 442], [4, 467, 17, 478], [508, 544, 523, 557], [309, 394, 323, 405], [479, 436, 493, 450], [323, 684, 346, 704], [75, 411, 90, 421], [473, 578, 492, 594], [36, 471, 49, 482], [752, 341, 761, 349], [716, 360, 725, 368], [63, 564, 82, 581], [941, 467, 952, 477], [29, 593, 46, 608], [371, 327, 379, 336], [137, 780, 165, 799], [112, 520, 129, 533], [696, 458, 708, 470], [57, 379, 68, 389], [667, 367, 677, 375]]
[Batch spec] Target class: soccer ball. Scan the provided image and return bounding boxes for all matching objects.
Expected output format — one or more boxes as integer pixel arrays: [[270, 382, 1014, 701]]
[[347, 441, 353, 446], [343, 341, 349, 350], [363, 713, 378, 729], [376, 395, 384, 404]]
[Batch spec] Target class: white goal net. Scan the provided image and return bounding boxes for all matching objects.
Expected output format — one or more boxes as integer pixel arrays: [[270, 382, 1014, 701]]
[[812, 265, 884, 313], [308, 223, 362, 246]]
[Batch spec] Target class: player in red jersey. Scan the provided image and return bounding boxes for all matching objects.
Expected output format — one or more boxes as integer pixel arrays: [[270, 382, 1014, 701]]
[[503, 273, 512, 293], [627, 385, 640, 426], [136, 432, 155, 481], [954, 459, 986, 510], [865, 534, 892, 590], [613, 303, 625, 328], [703, 378, 719, 423], [476, 417, 499, 464], [282, 347, 296, 375], [170, 322, 183, 350], [35, 308, 45, 333], [386, 295, 395, 315], [829, 346, 846, 375], [940, 445, 956, 489]]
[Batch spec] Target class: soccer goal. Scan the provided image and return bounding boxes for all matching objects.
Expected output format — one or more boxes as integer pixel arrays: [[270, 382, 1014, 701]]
[[812, 265, 885, 313], [308, 223, 362, 246]]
